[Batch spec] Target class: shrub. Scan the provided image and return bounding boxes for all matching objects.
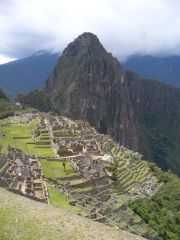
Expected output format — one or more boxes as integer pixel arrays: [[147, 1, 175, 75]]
[[57, 148, 73, 156]]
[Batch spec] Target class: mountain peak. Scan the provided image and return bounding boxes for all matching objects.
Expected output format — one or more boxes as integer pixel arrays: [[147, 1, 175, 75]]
[[46, 32, 139, 151], [63, 32, 103, 58], [76, 32, 101, 44]]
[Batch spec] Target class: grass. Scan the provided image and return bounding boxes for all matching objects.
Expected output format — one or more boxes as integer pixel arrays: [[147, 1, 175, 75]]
[[0, 188, 134, 240], [0, 98, 14, 119], [27, 143, 53, 157], [47, 184, 88, 216], [41, 160, 74, 180], [0, 207, 41, 240], [0, 124, 29, 151], [0, 118, 54, 157], [75, 186, 92, 192]]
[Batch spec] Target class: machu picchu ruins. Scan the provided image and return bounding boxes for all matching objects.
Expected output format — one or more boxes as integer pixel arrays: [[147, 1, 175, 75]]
[[0, 113, 164, 239], [0, 147, 48, 202]]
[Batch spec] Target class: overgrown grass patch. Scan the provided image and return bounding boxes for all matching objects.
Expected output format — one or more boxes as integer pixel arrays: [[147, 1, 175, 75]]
[[0, 206, 41, 240], [40, 160, 74, 179], [47, 184, 88, 216], [0, 118, 54, 157], [53, 130, 79, 137]]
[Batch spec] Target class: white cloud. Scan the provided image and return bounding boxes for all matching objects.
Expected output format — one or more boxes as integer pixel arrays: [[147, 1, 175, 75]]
[[1, 0, 180, 61], [0, 55, 16, 64]]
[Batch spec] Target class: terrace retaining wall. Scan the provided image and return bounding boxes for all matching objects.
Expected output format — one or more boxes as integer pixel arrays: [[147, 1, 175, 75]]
[[0, 163, 10, 179], [7, 188, 47, 203]]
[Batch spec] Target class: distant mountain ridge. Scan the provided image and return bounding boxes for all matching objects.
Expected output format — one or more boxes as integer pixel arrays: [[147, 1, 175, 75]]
[[122, 55, 180, 87], [0, 51, 59, 97]]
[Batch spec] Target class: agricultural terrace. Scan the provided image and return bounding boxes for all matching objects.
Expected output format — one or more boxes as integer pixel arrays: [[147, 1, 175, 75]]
[[40, 160, 75, 181], [47, 184, 88, 216], [0, 116, 54, 157]]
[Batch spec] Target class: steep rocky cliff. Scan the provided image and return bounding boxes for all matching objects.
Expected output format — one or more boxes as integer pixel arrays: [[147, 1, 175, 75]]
[[126, 72, 180, 173], [44, 33, 180, 175], [46, 33, 140, 151]]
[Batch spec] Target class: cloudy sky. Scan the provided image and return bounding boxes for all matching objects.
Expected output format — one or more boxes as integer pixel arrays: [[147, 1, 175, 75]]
[[1, 0, 180, 63]]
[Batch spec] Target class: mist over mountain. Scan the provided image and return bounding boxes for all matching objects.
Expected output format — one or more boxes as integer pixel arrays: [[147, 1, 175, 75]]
[[0, 51, 59, 97]]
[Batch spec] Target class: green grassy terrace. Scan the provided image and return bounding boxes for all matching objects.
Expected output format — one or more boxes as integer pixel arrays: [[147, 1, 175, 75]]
[[0, 117, 54, 157], [47, 184, 88, 216], [40, 160, 75, 180]]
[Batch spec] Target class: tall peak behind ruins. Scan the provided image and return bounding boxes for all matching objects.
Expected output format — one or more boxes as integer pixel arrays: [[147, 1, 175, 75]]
[[46, 32, 139, 152], [45, 33, 180, 175], [65, 32, 104, 52]]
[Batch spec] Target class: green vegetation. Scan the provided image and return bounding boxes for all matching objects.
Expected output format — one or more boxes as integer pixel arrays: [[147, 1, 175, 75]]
[[40, 160, 74, 180], [139, 82, 180, 176], [0, 112, 180, 240], [0, 161, 8, 173], [47, 184, 88, 216], [0, 205, 42, 240], [106, 160, 118, 181], [0, 122, 33, 152], [141, 122, 180, 176], [20, 107, 38, 114], [54, 130, 78, 137], [0, 88, 14, 119], [27, 143, 53, 157], [57, 147, 73, 156], [0, 88, 7, 99], [0, 99, 14, 119], [75, 186, 92, 193], [0, 187, 138, 240], [17, 89, 52, 112], [0, 118, 54, 157], [108, 146, 152, 194], [35, 140, 51, 145], [0, 152, 6, 169], [130, 167, 180, 240]]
